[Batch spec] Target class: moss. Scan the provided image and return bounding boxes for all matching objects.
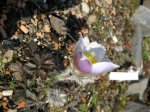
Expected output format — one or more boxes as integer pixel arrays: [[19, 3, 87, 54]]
[[79, 104, 88, 112], [142, 37, 150, 62]]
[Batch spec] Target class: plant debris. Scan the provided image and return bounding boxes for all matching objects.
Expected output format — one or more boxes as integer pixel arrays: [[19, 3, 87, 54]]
[[1, 0, 149, 112]]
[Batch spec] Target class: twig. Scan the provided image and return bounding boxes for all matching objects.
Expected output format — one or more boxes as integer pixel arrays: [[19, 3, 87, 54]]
[[67, 33, 76, 43]]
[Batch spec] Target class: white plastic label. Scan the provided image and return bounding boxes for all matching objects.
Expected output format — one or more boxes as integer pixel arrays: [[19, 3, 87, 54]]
[[109, 72, 139, 81]]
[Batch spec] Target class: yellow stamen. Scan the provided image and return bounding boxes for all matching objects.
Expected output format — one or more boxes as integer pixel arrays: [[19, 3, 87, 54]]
[[84, 52, 97, 64]]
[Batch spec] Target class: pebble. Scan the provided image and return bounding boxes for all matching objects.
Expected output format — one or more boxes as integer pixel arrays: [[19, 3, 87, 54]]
[[127, 78, 149, 101], [87, 14, 97, 25], [114, 45, 123, 52], [81, 2, 90, 15]]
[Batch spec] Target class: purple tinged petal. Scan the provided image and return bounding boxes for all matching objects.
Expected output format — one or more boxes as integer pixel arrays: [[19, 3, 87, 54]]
[[74, 52, 92, 74], [91, 62, 119, 75], [74, 37, 84, 54], [74, 36, 90, 55], [73, 36, 120, 76]]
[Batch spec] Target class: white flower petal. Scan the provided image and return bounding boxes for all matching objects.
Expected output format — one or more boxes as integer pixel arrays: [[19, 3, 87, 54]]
[[83, 36, 90, 46], [75, 36, 90, 54], [86, 42, 106, 62], [91, 62, 119, 75]]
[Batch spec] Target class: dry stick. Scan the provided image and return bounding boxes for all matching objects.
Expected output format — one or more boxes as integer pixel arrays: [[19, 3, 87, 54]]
[[0, 25, 7, 39], [67, 33, 76, 43], [87, 96, 93, 107]]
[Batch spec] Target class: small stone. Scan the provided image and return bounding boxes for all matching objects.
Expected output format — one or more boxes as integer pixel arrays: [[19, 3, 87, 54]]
[[105, 0, 112, 5], [81, 2, 90, 15], [34, 38, 38, 42], [87, 14, 96, 25], [112, 36, 118, 43], [20, 25, 29, 34], [43, 24, 51, 33], [114, 45, 123, 52], [64, 56, 68, 59], [95, 0, 102, 7], [37, 41, 41, 45], [11, 35, 18, 39], [2, 90, 13, 96]]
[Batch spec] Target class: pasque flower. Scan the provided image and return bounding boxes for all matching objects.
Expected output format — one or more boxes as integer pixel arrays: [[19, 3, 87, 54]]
[[73, 36, 119, 75]]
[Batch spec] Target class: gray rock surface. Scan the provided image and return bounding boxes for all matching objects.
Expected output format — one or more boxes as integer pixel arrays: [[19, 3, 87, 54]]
[[144, 0, 150, 9], [127, 78, 149, 101], [125, 102, 150, 112]]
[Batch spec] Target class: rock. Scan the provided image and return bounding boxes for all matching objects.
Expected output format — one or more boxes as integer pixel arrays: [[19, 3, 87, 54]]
[[81, 2, 90, 15], [86, 14, 96, 25], [127, 78, 149, 101], [112, 35, 118, 43], [114, 45, 123, 52], [125, 102, 150, 112], [131, 6, 150, 67], [105, 0, 112, 5], [2, 90, 13, 96], [20, 25, 29, 34], [95, 0, 102, 7], [144, 0, 150, 9]]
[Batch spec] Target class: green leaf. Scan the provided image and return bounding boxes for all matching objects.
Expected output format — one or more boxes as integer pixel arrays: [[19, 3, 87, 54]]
[[79, 104, 88, 112]]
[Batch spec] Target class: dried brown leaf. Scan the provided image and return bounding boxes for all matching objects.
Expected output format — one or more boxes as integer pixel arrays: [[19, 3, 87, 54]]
[[9, 62, 23, 81], [49, 15, 67, 35]]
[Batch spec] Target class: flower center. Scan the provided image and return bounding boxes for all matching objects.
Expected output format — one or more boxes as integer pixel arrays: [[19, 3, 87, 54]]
[[84, 52, 97, 64]]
